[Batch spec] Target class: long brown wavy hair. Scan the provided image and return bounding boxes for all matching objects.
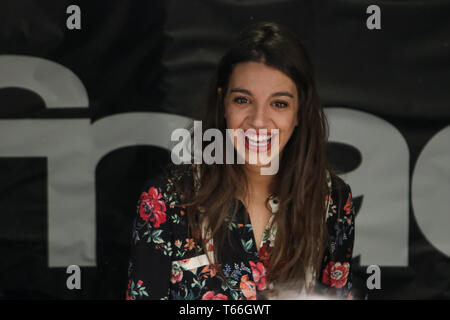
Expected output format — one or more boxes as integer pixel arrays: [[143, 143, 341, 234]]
[[169, 21, 338, 294]]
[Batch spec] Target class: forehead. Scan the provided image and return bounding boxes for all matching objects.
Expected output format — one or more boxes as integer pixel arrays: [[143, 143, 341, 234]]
[[228, 61, 297, 96]]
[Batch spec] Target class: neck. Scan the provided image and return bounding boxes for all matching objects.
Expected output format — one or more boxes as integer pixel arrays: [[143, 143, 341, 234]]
[[242, 164, 274, 204]]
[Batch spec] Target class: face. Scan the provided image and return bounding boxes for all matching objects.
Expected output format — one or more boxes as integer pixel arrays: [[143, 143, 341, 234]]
[[222, 61, 299, 169]]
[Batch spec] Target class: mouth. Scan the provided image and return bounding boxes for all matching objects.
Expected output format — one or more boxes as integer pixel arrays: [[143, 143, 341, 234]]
[[244, 132, 275, 152]]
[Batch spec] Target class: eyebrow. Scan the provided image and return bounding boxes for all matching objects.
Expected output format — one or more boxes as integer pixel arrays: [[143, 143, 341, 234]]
[[229, 88, 294, 99]]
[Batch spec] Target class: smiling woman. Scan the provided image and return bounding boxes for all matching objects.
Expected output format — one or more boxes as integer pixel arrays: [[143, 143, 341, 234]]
[[126, 21, 356, 300]]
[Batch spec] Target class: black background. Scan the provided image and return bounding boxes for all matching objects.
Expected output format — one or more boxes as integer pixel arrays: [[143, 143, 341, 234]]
[[0, 0, 449, 299]]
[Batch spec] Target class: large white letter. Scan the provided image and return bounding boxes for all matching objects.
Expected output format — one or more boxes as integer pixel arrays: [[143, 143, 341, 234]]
[[325, 107, 409, 266], [203, 128, 223, 165], [412, 125, 450, 257], [171, 128, 192, 164], [0, 55, 92, 267], [0, 55, 193, 267]]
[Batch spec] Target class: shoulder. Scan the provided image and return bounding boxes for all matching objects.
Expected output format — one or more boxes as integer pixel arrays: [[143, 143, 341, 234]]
[[135, 177, 171, 230], [326, 173, 355, 229], [329, 172, 350, 195], [135, 164, 195, 229], [329, 173, 353, 211], [136, 175, 177, 228], [140, 164, 194, 202]]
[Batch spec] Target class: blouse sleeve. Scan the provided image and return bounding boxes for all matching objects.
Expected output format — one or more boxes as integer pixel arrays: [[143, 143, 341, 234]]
[[317, 182, 356, 299], [125, 179, 173, 300], [337, 183, 356, 299]]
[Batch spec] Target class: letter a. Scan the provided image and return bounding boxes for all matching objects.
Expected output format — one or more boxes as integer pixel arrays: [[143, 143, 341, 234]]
[[366, 265, 381, 289], [366, 5, 381, 30], [66, 265, 81, 289], [66, 5, 81, 30]]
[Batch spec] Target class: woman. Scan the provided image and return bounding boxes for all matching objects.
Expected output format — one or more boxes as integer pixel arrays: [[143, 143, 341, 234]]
[[126, 21, 356, 300]]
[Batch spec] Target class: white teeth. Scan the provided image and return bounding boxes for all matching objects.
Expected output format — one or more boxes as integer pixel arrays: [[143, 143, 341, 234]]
[[248, 139, 268, 146], [245, 135, 271, 142], [245, 134, 271, 147]]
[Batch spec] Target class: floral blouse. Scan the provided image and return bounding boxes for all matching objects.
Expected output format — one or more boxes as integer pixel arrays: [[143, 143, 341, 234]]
[[125, 168, 356, 300]]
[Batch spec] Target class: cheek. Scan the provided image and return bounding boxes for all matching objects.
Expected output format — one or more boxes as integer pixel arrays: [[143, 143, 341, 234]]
[[225, 106, 245, 129], [279, 113, 298, 136], [275, 116, 297, 150]]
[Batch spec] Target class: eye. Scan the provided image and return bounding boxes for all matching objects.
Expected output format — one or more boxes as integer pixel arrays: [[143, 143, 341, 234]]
[[233, 96, 250, 104], [272, 100, 289, 109]]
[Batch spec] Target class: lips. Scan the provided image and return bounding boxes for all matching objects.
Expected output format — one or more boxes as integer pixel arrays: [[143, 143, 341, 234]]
[[244, 131, 275, 152]]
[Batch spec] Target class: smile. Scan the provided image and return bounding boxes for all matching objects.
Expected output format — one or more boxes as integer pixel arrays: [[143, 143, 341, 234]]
[[244, 131, 276, 152]]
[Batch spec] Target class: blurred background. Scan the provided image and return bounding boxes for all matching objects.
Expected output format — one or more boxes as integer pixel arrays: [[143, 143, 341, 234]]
[[0, 0, 449, 299]]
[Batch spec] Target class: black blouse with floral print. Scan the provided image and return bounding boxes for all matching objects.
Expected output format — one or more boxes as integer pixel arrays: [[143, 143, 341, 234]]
[[125, 167, 356, 300]]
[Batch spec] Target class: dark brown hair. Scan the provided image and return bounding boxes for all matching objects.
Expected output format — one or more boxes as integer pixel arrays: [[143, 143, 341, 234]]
[[170, 21, 338, 294]]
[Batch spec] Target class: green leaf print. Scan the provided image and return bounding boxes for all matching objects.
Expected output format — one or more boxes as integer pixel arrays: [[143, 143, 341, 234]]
[[162, 242, 172, 256], [241, 239, 253, 252], [221, 282, 228, 291], [230, 289, 239, 300], [228, 221, 237, 230], [171, 214, 181, 224], [151, 229, 164, 244], [129, 280, 149, 299]]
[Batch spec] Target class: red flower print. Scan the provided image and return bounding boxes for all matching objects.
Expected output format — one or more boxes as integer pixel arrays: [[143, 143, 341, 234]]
[[201, 291, 228, 300], [343, 193, 352, 215], [184, 238, 195, 251], [137, 280, 143, 287], [240, 275, 256, 300], [249, 261, 267, 291], [258, 242, 271, 269], [171, 267, 183, 284], [322, 261, 350, 288], [200, 265, 217, 278], [126, 279, 134, 300], [139, 187, 167, 228]]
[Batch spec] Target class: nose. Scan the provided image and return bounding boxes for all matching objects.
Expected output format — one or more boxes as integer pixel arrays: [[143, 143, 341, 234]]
[[248, 104, 270, 129]]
